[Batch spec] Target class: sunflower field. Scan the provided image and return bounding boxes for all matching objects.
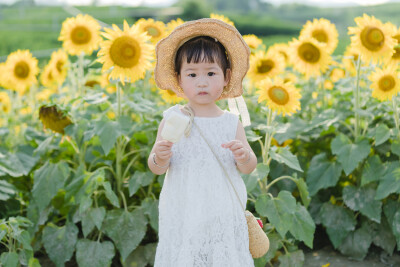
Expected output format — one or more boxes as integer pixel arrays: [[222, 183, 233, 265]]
[[0, 9, 400, 267]]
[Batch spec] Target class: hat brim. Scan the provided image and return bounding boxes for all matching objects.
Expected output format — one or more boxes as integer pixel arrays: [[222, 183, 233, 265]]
[[154, 18, 250, 100]]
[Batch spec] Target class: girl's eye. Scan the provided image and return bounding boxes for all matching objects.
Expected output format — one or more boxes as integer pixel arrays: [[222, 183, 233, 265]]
[[208, 72, 215, 76], [188, 73, 196, 77]]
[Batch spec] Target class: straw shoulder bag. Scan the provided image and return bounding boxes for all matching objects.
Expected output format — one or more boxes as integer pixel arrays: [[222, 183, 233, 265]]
[[192, 121, 270, 259]]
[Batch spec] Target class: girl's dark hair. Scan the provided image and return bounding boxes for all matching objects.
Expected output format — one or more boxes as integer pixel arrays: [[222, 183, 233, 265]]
[[174, 36, 230, 77]]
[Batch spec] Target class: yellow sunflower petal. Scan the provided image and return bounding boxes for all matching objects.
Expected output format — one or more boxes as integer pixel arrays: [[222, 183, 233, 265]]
[[369, 64, 400, 101], [210, 13, 234, 26], [166, 18, 185, 34], [135, 18, 167, 44], [0, 91, 11, 113], [97, 20, 154, 85], [58, 14, 101, 56], [247, 50, 285, 84], [256, 77, 301, 116], [159, 89, 184, 104], [243, 34, 263, 52], [48, 49, 69, 85], [300, 18, 339, 54]]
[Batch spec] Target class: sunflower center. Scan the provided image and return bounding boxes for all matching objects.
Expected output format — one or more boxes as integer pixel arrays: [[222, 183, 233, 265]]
[[360, 27, 384, 51], [393, 35, 400, 59], [110, 36, 141, 68], [298, 42, 320, 63], [257, 59, 274, 74], [268, 86, 289, 105], [312, 30, 328, 43], [379, 75, 395, 92], [56, 60, 65, 73], [144, 26, 160, 37], [166, 90, 175, 96], [71, 26, 92, 45], [14, 61, 30, 79]]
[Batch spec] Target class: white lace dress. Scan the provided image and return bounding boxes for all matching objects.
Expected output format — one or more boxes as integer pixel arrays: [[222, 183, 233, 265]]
[[154, 104, 254, 267]]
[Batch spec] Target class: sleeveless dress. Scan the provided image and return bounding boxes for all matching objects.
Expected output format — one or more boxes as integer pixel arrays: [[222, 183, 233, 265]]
[[154, 104, 254, 267]]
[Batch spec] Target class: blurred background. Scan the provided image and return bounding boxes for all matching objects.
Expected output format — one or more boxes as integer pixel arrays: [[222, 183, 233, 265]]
[[1, 0, 400, 64]]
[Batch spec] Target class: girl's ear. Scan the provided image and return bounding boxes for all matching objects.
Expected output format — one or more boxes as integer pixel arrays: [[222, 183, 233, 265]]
[[224, 69, 232, 86]]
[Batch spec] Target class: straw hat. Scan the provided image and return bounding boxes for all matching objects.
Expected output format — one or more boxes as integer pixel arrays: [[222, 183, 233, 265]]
[[154, 18, 250, 100]]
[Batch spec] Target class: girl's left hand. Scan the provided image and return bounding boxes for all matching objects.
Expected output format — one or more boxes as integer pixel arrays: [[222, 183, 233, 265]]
[[221, 140, 249, 163]]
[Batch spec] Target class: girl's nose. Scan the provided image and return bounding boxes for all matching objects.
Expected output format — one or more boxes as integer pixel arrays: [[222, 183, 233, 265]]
[[196, 76, 208, 87]]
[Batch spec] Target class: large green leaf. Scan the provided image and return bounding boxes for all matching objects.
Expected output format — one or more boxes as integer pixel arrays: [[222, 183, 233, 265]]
[[0, 180, 17, 201], [0, 149, 38, 177], [269, 146, 303, 172], [361, 155, 385, 186], [306, 153, 342, 196], [94, 119, 122, 156], [255, 191, 296, 237], [32, 161, 70, 212], [0, 252, 19, 267], [103, 209, 147, 261], [242, 164, 269, 193], [129, 171, 154, 197], [331, 134, 371, 175], [375, 162, 400, 200], [391, 141, 400, 157], [383, 199, 400, 248], [343, 185, 381, 223], [103, 181, 120, 208], [76, 239, 115, 267], [289, 203, 315, 248], [91, 207, 106, 230], [124, 243, 157, 267], [372, 216, 397, 255], [42, 222, 78, 267], [319, 202, 356, 248], [141, 198, 159, 232], [278, 250, 304, 267], [338, 222, 373, 260], [375, 123, 391, 146]]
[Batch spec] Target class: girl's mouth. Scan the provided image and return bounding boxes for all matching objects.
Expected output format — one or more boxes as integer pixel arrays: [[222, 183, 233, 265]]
[[198, 92, 208, 95]]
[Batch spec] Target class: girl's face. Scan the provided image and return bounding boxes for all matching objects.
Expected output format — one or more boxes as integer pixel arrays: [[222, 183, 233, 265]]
[[178, 59, 231, 106]]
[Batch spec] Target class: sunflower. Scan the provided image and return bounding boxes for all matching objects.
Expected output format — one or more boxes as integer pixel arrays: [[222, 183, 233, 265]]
[[330, 67, 346, 82], [348, 14, 396, 64], [39, 104, 72, 134], [97, 20, 154, 85], [159, 89, 184, 104], [388, 23, 400, 64], [369, 65, 400, 101], [243, 34, 263, 52], [4, 50, 38, 93], [300, 18, 338, 54], [0, 91, 11, 113], [166, 18, 185, 34], [48, 49, 68, 85], [288, 37, 331, 78], [247, 50, 285, 84], [40, 63, 57, 88], [256, 77, 301, 116], [210, 13, 234, 26], [59, 14, 101, 56], [271, 138, 293, 147], [268, 43, 291, 65], [324, 80, 334, 90], [342, 45, 361, 76], [135, 18, 166, 44]]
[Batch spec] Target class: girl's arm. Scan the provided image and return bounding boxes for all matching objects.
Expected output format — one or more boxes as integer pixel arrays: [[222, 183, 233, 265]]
[[222, 120, 257, 174], [148, 118, 173, 175]]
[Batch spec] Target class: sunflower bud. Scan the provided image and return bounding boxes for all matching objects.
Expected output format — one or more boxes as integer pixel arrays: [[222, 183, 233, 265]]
[[39, 105, 72, 134]]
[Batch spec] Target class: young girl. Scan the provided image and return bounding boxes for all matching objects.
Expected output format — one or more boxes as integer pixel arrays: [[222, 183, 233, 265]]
[[148, 18, 257, 266]]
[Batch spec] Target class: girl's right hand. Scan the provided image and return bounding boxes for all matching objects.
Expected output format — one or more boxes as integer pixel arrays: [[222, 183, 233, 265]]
[[154, 140, 173, 161]]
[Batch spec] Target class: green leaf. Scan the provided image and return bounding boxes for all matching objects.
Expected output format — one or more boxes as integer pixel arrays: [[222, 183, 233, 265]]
[[306, 153, 342, 196], [83, 92, 109, 105], [288, 203, 315, 248], [269, 146, 303, 172], [0, 180, 17, 201], [319, 202, 356, 248], [375, 162, 400, 200], [90, 207, 106, 230], [338, 222, 373, 260], [0, 149, 39, 177], [32, 161, 70, 212], [82, 210, 96, 238], [372, 215, 397, 255], [294, 178, 311, 208], [255, 191, 296, 237], [343, 185, 382, 223], [383, 199, 400, 248], [42, 222, 78, 267], [76, 239, 115, 267], [129, 171, 154, 197], [103, 182, 120, 208], [278, 250, 304, 267], [28, 258, 41, 267], [375, 123, 391, 146], [141, 198, 159, 232], [361, 155, 384, 186], [331, 134, 371, 175], [94, 119, 122, 156], [124, 243, 157, 267], [103, 209, 147, 261], [79, 196, 93, 214], [0, 252, 19, 267], [391, 141, 400, 157], [242, 164, 269, 193]]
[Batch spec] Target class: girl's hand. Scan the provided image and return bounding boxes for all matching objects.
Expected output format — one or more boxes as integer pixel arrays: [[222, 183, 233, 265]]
[[154, 140, 173, 161], [221, 140, 250, 164]]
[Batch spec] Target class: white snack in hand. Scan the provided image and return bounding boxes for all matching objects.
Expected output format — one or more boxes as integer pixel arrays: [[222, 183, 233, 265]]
[[161, 111, 190, 143]]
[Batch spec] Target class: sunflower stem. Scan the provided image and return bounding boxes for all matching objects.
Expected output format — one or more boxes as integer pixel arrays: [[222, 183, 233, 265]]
[[392, 96, 400, 142], [77, 52, 85, 97], [115, 82, 123, 203], [354, 54, 362, 140]]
